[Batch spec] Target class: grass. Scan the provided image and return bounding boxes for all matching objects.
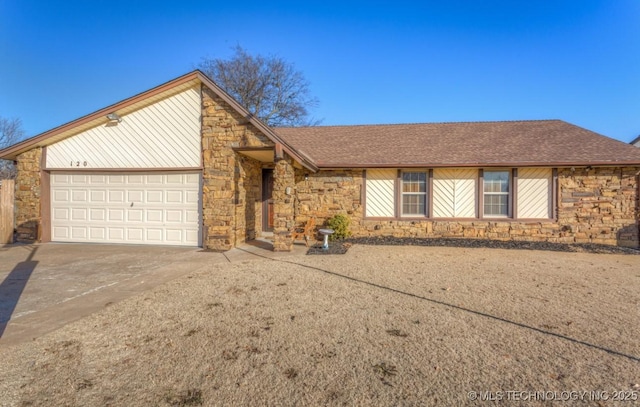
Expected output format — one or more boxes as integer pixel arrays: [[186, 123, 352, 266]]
[[0, 244, 639, 406]]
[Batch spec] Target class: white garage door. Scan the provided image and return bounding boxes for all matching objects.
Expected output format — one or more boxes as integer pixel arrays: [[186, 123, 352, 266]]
[[51, 172, 201, 246]]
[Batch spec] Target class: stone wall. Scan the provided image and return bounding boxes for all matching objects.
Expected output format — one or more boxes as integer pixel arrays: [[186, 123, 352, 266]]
[[273, 155, 295, 251], [558, 167, 639, 247], [293, 169, 364, 233], [292, 167, 640, 248], [14, 147, 42, 242], [201, 85, 274, 251], [234, 155, 262, 244]]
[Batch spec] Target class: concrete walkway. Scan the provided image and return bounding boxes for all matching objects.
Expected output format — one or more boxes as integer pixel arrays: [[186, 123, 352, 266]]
[[0, 240, 308, 347]]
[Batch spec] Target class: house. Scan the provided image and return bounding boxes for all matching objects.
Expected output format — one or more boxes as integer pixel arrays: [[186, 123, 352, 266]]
[[631, 134, 640, 148], [1, 70, 639, 250]]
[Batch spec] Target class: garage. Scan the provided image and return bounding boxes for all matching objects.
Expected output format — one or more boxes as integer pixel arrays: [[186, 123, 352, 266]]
[[50, 172, 201, 246]]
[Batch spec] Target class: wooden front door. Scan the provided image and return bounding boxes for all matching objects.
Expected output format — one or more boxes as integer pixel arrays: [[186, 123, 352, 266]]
[[262, 169, 274, 232]]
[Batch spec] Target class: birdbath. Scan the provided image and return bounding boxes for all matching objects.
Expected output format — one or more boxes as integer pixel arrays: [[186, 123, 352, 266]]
[[318, 228, 335, 250]]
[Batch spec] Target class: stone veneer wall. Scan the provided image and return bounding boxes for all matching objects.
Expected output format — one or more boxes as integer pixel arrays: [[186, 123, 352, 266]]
[[14, 147, 42, 242], [273, 155, 295, 251], [201, 85, 274, 251], [234, 155, 263, 244], [293, 167, 640, 248], [293, 169, 364, 230], [557, 167, 639, 247]]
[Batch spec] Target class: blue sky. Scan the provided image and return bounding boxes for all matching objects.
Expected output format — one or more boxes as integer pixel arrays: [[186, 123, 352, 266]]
[[1, 0, 639, 142]]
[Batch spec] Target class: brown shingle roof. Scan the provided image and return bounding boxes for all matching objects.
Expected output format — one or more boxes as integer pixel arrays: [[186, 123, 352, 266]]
[[275, 120, 640, 168]]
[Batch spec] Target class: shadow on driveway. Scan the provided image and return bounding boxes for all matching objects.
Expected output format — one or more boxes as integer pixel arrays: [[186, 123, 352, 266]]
[[0, 246, 38, 338]]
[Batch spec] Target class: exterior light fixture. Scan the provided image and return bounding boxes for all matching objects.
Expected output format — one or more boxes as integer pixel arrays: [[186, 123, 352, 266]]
[[106, 113, 122, 123]]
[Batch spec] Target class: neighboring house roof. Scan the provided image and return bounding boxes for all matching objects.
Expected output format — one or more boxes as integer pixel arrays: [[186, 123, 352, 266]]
[[631, 134, 640, 147], [275, 120, 640, 168], [0, 70, 317, 171]]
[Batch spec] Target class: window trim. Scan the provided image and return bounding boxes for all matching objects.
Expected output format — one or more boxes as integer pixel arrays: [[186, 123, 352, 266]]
[[362, 167, 557, 222], [399, 170, 429, 217], [481, 168, 513, 218]]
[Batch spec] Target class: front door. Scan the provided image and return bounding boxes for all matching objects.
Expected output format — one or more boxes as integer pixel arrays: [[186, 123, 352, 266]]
[[262, 169, 274, 232]]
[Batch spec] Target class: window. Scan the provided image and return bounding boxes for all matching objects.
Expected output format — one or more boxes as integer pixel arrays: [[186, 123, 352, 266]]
[[401, 172, 427, 216], [483, 170, 510, 217]]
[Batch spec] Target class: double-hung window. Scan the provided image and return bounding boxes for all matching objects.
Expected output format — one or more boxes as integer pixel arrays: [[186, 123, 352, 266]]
[[483, 170, 510, 217], [401, 172, 427, 216]]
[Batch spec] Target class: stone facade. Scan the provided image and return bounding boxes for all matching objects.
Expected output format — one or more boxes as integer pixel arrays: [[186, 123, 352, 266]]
[[293, 169, 364, 230], [292, 167, 640, 248], [557, 167, 639, 247], [234, 156, 263, 245], [201, 85, 274, 251], [273, 155, 295, 251], [8, 82, 639, 251], [14, 147, 42, 242]]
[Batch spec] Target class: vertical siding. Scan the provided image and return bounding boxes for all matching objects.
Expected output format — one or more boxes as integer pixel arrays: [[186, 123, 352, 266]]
[[433, 168, 477, 217], [365, 169, 395, 217], [46, 86, 201, 169], [0, 179, 15, 244], [517, 168, 552, 218]]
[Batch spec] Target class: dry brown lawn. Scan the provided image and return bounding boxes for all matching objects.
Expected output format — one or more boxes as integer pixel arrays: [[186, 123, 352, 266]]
[[1, 245, 639, 406]]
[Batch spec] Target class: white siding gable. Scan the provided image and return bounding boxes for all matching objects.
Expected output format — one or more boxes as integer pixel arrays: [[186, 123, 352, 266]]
[[365, 169, 395, 217], [517, 168, 552, 219], [433, 168, 477, 218], [46, 86, 201, 169]]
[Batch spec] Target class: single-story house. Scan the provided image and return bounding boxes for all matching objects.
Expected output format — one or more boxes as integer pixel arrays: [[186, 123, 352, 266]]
[[1, 70, 639, 250]]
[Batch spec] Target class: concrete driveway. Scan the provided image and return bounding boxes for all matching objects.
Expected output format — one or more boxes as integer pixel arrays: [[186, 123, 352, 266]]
[[0, 241, 306, 346]]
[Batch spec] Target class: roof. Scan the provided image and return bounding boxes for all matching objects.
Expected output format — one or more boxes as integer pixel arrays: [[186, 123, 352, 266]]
[[1, 69, 638, 170], [0, 70, 317, 171], [274, 120, 640, 168], [631, 134, 640, 146]]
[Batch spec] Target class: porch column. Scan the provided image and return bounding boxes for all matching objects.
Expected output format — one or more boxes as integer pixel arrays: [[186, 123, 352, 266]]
[[273, 154, 295, 251], [15, 147, 42, 242]]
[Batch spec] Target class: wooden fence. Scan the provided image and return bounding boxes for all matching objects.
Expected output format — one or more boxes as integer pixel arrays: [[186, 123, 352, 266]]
[[0, 179, 14, 244]]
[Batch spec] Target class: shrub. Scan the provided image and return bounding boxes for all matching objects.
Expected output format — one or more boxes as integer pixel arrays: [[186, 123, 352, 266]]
[[326, 213, 351, 240]]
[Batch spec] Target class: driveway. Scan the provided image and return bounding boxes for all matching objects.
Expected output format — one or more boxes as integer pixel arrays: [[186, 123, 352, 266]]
[[0, 241, 305, 346]]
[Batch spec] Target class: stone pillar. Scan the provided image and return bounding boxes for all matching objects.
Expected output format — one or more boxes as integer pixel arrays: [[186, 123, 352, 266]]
[[201, 89, 237, 251], [15, 147, 42, 242], [200, 85, 275, 251], [273, 155, 295, 251]]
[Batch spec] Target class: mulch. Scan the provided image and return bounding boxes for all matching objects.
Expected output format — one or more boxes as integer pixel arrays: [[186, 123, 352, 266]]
[[307, 236, 640, 255], [306, 242, 352, 255]]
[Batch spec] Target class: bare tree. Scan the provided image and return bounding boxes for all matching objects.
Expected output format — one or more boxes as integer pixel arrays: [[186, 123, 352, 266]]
[[198, 46, 320, 127], [0, 116, 24, 179]]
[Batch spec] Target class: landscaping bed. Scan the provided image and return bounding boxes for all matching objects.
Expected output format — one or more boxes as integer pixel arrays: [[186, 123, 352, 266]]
[[348, 236, 640, 254]]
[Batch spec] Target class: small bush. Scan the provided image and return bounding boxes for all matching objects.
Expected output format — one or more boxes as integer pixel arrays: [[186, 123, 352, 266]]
[[326, 213, 351, 240]]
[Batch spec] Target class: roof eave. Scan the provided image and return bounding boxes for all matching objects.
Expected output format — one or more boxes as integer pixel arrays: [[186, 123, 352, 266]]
[[0, 70, 319, 172], [0, 71, 204, 161], [195, 72, 318, 172], [313, 161, 640, 169]]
